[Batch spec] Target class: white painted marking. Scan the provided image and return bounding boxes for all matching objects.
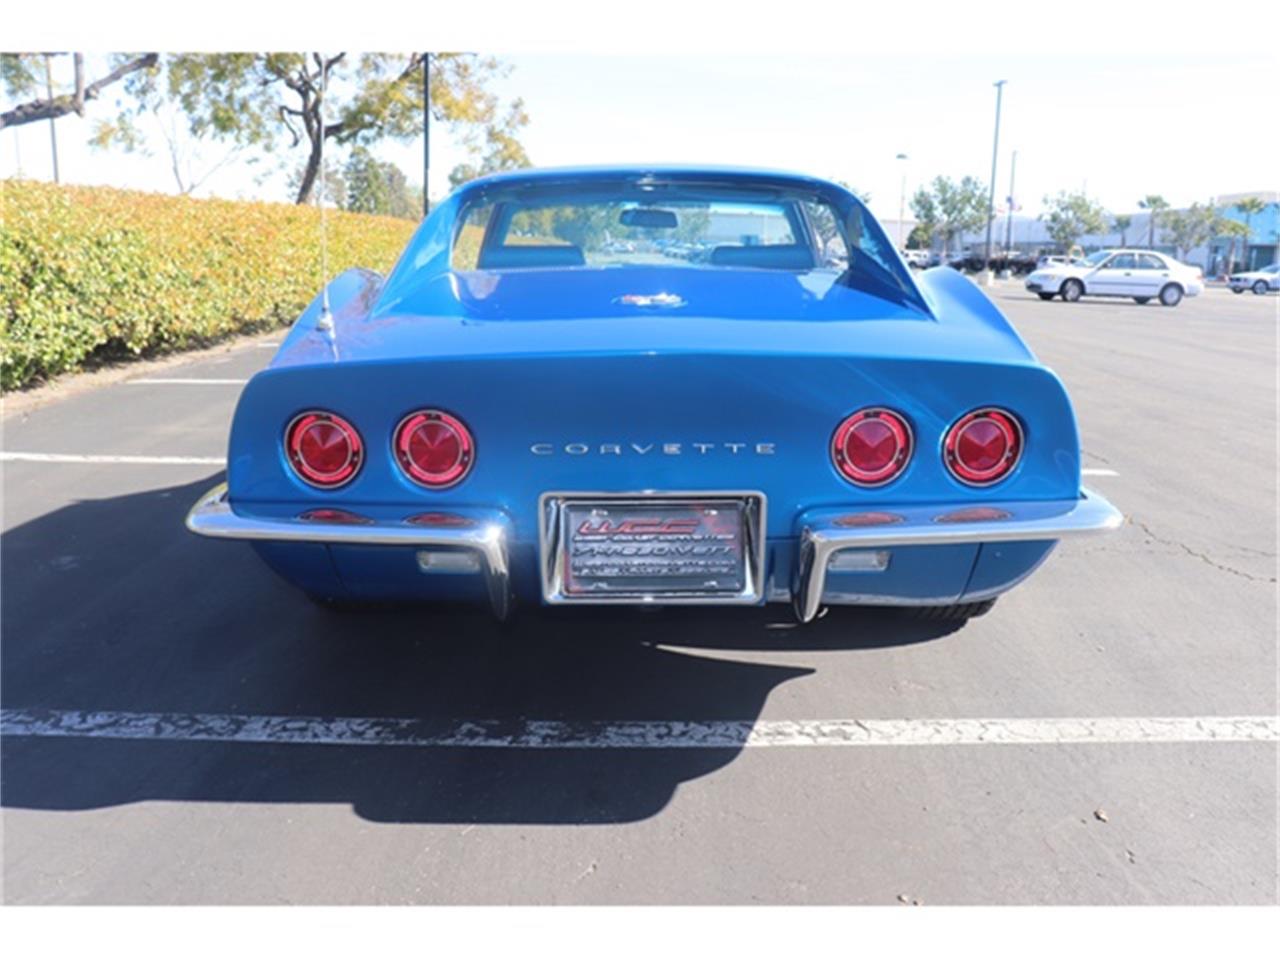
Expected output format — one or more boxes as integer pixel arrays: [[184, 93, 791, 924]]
[[256, 341, 281, 348], [1082, 468, 1119, 477], [127, 378, 247, 385], [2, 709, 1275, 750], [1, 452, 225, 466]]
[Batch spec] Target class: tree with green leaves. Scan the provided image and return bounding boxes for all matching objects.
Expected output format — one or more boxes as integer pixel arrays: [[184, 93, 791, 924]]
[[343, 146, 420, 220], [905, 223, 932, 250], [0, 53, 158, 129], [907, 188, 939, 250], [909, 176, 986, 255], [97, 53, 529, 204], [1233, 196, 1266, 269], [1112, 213, 1132, 247], [1138, 195, 1169, 248], [1161, 202, 1218, 261], [1041, 191, 1108, 255], [1215, 219, 1250, 276]]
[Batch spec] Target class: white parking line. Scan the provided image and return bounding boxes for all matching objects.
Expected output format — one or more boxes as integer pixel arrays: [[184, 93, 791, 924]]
[[127, 378, 248, 385], [2, 709, 1274, 750], [1082, 468, 1119, 477], [0, 452, 225, 466]]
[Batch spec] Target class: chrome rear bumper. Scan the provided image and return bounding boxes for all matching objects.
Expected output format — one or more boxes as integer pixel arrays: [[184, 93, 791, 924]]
[[188, 483, 1121, 624], [185, 483, 513, 620], [791, 488, 1123, 622]]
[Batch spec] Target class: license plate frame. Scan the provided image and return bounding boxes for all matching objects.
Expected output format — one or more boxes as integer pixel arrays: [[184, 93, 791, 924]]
[[539, 491, 767, 605]]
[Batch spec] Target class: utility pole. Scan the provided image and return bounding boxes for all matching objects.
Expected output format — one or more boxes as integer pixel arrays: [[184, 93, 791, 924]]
[[896, 153, 908, 251], [1003, 149, 1018, 265], [422, 52, 430, 218], [44, 53, 59, 183], [981, 79, 1006, 286]]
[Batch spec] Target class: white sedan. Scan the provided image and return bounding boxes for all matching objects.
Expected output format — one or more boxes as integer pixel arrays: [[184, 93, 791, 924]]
[[1228, 263, 1279, 295], [1025, 249, 1204, 306]]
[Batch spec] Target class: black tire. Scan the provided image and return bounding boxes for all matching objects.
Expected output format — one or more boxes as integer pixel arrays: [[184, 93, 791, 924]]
[[1133, 296, 1151, 304], [1037, 292, 1055, 301], [1061, 278, 1084, 302], [1253, 280, 1269, 295], [907, 599, 997, 621], [1231, 287, 1244, 294], [1158, 283, 1183, 307]]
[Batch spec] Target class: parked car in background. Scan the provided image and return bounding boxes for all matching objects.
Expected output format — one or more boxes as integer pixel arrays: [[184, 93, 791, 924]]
[[1228, 263, 1280, 295], [1025, 249, 1204, 306], [944, 248, 1037, 276], [900, 249, 930, 269], [185, 165, 1120, 625], [1035, 254, 1088, 270]]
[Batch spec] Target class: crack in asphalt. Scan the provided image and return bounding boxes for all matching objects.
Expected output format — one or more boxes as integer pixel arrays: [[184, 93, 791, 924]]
[[1129, 518, 1276, 584]]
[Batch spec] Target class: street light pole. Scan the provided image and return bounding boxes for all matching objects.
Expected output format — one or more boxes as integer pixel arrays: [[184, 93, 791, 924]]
[[896, 152, 908, 251], [44, 54, 59, 184], [982, 80, 1006, 286], [1003, 149, 1017, 265], [422, 52, 430, 218]]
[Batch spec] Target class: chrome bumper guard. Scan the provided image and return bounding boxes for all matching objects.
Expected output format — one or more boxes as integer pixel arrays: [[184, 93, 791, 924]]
[[185, 483, 513, 620], [791, 488, 1123, 623]]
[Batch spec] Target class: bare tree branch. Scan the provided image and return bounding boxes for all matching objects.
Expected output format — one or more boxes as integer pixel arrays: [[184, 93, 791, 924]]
[[277, 105, 301, 148], [72, 53, 85, 114], [0, 53, 158, 129]]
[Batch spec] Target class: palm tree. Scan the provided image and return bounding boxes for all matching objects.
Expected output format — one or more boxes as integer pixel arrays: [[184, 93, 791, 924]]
[[1138, 195, 1169, 248], [1218, 220, 1250, 276], [1234, 197, 1266, 270], [1112, 214, 1132, 247]]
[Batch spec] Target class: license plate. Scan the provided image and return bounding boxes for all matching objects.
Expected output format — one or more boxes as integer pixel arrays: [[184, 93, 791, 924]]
[[562, 500, 748, 598]]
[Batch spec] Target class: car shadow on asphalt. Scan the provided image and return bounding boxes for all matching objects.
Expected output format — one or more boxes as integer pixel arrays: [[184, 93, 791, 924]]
[[1, 475, 962, 825]]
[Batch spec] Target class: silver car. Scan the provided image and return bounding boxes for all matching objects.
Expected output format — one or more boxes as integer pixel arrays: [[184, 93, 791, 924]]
[[1025, 249, 1205, 307], [1228, 263, 1279, 295]]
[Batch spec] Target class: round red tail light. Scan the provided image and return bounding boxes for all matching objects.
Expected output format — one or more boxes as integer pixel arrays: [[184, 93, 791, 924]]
[[832, 407, 913, 486], [285, 411, 363, 488], [944, 408, 1022, 485], [393, 410, 474, 488]]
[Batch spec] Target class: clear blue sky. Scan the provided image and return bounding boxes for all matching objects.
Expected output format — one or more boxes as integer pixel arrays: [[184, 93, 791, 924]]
[[3, 50, 1273, 221]]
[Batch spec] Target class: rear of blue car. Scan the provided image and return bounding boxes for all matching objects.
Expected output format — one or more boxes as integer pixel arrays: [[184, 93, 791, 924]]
[[188, 167, 1120, 623]]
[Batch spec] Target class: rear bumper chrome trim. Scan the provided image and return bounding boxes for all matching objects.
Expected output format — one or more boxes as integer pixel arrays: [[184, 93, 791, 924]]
[[185, 483, 513, 620], [791, 487, 1123, 623]]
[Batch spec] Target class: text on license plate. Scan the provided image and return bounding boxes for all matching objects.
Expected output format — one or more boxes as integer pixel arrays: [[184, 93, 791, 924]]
[[563, 500, 747, 597]]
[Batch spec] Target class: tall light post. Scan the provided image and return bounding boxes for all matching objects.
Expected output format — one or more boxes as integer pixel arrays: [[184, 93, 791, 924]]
[[44, 53, 59, 183], [1003, 149, 1018, 270], [422, 52, 430, 218], [896, 152, 908, 251], [981, 80, 1006, 286]]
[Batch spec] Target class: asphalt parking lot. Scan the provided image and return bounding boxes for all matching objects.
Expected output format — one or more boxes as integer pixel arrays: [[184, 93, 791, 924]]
[[1, 283, 1275, 905]]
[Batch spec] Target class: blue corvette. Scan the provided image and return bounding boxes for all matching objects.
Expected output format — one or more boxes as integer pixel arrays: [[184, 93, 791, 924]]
[[187, 166, 1121, 624]]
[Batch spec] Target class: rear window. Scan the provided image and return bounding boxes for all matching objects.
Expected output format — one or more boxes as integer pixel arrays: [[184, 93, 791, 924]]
[[449, 179, 905, 292]]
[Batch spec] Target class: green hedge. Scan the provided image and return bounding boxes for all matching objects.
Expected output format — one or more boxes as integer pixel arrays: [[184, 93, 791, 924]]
[[0, 180, 417, 391]]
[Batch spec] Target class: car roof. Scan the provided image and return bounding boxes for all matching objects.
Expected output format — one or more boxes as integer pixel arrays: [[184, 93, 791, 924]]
[[455, 164, 852, 196]]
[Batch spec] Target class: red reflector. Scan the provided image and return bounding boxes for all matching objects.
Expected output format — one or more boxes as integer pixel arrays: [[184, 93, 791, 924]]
[[832, 408, 913, 486], [298, 508, 372, 525], [405, 511, 476, 528], [394, 410, 474, 488], [833, 511, 906, 527], [934, 506, 1013, 524], [285, 411, 362, 488], [944, 409, 1022, 486]]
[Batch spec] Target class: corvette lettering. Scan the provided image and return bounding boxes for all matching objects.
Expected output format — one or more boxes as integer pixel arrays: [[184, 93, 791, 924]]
[[531, 442, 775, 456]]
